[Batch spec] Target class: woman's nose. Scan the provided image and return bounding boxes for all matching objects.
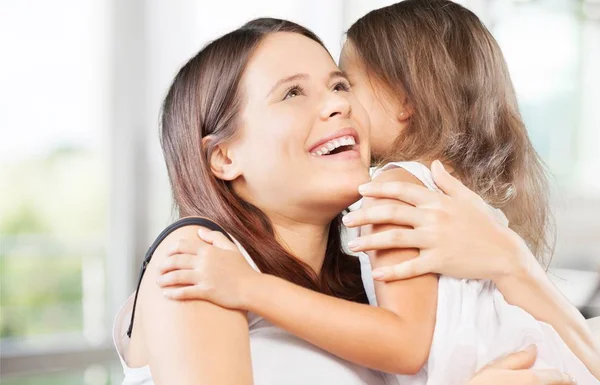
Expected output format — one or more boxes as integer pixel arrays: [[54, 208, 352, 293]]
[[320, 92, 352, 121]]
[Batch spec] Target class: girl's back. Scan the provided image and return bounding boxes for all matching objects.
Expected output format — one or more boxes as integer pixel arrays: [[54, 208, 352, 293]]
[[360, 162, 596, 384]]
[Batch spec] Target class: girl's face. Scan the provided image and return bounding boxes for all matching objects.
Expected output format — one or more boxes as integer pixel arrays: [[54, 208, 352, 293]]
[[219, 32, 371, 224], [339, 41, 409, 162]]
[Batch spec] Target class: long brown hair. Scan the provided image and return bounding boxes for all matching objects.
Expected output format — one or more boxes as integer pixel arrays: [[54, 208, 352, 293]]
[[160, 18, 367, 303], [347, 0, 553, 261]]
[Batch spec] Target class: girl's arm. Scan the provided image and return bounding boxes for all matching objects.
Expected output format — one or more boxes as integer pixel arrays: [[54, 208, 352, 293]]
[[356, 167, 439, 370], [243, 273, 431, 374], [156, 238, 577, 385], [158, 171, 437, 375], [137, 225, 253, 385], [344, 160, 600, 378]]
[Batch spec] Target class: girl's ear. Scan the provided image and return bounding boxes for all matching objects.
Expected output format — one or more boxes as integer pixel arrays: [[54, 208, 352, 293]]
[[398, 99, 414, 122]]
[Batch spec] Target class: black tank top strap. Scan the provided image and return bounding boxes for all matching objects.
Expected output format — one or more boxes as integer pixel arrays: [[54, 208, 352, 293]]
[[126, 217, 231, 338]]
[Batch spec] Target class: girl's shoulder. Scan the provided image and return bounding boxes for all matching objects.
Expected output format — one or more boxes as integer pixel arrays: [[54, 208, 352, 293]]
[[371, 161, 441, 192]]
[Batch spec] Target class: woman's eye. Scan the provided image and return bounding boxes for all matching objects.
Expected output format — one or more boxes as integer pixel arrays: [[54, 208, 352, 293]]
[[332, 81, 351, 92], [283, 85, 304, 100]]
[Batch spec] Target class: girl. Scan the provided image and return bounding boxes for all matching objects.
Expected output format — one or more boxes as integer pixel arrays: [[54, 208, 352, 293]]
[[156, 1, 600, 384]]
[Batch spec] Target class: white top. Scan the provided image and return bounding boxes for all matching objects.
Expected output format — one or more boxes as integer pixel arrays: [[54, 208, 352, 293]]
[[359, 161, 597, 385], [113, 237, 390, 385]]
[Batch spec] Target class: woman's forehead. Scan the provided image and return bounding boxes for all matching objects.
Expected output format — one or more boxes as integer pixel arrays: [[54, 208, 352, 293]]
[[243, 32, 338, 92]]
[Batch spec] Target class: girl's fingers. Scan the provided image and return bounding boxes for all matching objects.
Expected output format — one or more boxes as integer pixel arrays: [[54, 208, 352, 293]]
[[156, 270, 198, 288], [342, 204, 425, 228], [358, 180, 442, 207], [371, 256, 435, 281], [163, 286, 208, 301], [348, 228, 427, 252], [166, 237, 208, 257], [159, 253, 197, 274], [197, 228, 237, 251]]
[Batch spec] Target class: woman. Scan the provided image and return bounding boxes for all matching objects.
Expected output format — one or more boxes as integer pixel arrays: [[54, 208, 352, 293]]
[[113, 18, 584, 385]]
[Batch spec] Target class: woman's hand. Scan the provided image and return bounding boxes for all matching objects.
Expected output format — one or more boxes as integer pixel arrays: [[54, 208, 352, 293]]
[[344, 160, 600, 376], [468, 345, 575, 385], [343, 160, 531, 283], [156, 228, 259, 310]]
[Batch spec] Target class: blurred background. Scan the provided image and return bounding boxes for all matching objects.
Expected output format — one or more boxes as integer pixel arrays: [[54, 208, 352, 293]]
[[1, 0, 599, 383]]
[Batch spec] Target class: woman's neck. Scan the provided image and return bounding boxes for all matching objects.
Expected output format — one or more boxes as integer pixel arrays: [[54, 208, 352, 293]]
[[268, 212, 331, 274]]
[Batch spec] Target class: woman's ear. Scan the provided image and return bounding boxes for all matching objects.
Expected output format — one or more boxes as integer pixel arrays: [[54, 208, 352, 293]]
[[202, 136, 242, 181]]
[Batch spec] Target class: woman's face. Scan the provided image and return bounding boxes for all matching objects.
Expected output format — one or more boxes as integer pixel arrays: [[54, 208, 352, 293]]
[[339, 41, 407, 162], [225, 32, 371, 224]]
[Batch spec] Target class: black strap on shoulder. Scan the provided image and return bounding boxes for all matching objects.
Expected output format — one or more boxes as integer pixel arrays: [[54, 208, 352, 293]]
[[126, 217, 231, 338]]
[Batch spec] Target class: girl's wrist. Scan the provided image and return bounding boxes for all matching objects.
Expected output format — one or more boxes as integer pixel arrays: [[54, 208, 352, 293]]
[[241, 272, 273, 313]]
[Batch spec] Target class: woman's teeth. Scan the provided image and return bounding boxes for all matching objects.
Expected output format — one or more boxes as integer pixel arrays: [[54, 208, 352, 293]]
[[311, 136, 356, 156]]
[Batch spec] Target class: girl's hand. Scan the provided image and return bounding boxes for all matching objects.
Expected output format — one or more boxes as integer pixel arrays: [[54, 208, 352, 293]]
[[468, 345, 575, 385], [156, 228, 259, 310], [344, 160, 531, 283]]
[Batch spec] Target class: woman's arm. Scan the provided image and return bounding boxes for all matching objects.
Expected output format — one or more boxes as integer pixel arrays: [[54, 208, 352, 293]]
[[158, 170, 437, 375], [136, 225, 253, 385], [344, 160, 600, 377], [494, 252, 600, 379]]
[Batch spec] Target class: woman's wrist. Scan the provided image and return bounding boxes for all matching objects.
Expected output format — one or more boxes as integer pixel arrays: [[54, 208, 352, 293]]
[[492, 231, 539, 294]]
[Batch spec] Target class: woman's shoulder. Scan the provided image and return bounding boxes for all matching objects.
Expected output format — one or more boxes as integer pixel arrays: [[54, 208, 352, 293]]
[[141, 216, 236, 266], [151, 217, 231, 248]]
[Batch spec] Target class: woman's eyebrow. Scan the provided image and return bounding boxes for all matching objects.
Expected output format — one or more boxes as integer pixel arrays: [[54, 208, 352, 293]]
[[328, 70, 349, 81], [266, 71, 348, 97], [267, 73, 308, 97]]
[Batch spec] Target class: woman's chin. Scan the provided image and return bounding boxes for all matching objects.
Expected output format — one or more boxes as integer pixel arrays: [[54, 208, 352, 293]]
[[300, 171, 369, 220], [334, 174, 369, 201], [322, 186, 364, 213]]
